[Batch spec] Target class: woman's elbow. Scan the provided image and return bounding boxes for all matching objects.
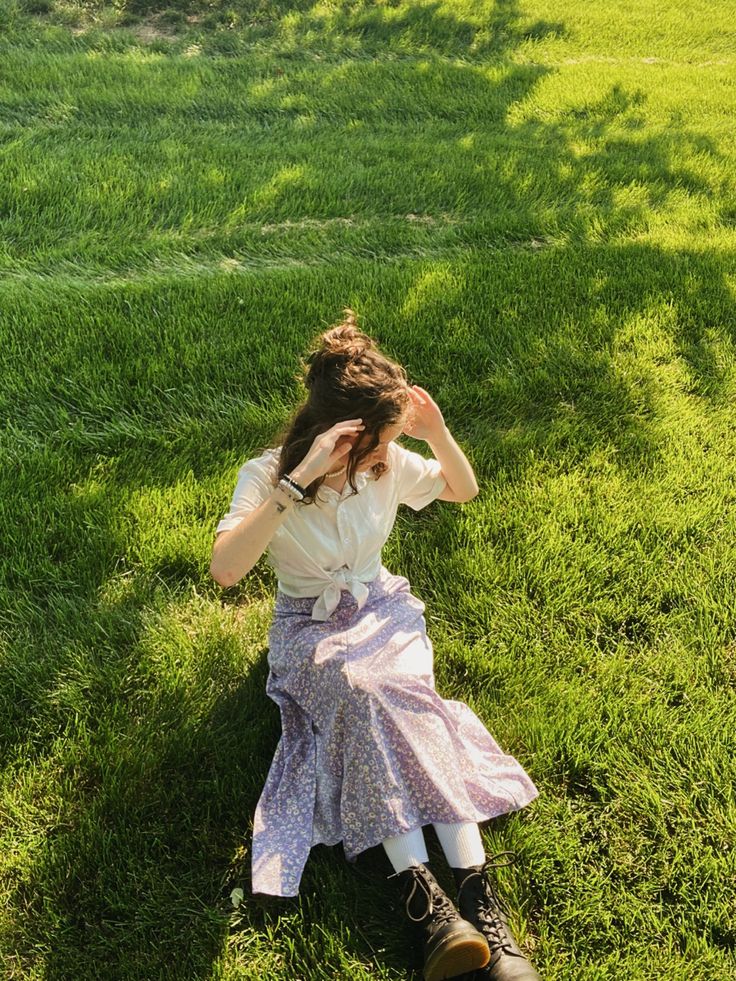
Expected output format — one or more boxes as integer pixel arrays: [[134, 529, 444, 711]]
[[209, 561, 233, 588], [457, 483, 480, 503], [210, 532, 235, 587], [209, 549, 242, 588], [210, 552, 253, 588]]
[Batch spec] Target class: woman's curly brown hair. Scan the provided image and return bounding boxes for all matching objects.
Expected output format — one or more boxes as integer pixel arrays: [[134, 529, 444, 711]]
[[272, 308, 412, 505]]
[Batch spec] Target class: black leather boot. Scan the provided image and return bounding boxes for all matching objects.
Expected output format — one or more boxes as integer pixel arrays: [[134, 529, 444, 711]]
[[389, 862, 491, 981], [452, 854, 542, 981]]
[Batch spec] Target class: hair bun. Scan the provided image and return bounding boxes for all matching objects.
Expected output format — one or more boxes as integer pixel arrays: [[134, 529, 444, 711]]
[[304, 308, 375, 388]]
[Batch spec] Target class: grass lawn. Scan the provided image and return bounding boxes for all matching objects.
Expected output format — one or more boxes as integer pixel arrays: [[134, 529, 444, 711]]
[[1, 0, 735, 977]]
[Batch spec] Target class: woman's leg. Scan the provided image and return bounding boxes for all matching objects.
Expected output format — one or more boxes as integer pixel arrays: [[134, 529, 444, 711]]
[[384, 826, 493, 979], [381, 827, 429, 873], [437, 824, 542, 980], [432, 821, 486, 869]]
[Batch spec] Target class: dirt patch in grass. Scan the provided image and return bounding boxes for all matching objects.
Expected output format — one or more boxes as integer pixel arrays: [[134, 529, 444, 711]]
[[68, 12, 182, 40]]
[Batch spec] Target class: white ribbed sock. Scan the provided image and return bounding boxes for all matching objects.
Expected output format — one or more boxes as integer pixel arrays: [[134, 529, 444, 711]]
[[432, 821, 486, 869], [381, 827, 430, 873]]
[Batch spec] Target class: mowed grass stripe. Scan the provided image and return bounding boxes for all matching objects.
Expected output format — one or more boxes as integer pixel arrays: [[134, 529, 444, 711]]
[[1, 35, 735, 271], [2, 229, 736, 291], [4, 0, 734, 59]]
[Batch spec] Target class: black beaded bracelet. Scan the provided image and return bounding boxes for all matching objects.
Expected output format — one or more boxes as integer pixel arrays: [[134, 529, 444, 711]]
[[281, 474, 307, 497]]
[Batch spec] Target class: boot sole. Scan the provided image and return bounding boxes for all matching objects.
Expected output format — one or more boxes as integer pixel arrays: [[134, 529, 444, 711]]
[[423, 930, 491, 981]]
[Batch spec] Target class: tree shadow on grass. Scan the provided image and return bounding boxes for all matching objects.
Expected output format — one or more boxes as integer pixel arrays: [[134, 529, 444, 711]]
[[3, 614, 280, 978], [98, 0, 567, 58]]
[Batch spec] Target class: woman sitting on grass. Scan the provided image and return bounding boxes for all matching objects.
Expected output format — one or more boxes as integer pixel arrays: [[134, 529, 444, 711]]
[[210, 310, 541, 981]]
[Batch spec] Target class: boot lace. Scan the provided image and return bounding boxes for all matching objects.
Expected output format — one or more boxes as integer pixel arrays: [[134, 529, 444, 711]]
[[388, 867, 458, 926], [457, 851, 519, 956]]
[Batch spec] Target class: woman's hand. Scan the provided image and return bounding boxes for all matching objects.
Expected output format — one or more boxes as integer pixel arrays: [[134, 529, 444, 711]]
[[401, 386, 447, 443], [292, 419, 365, 485]]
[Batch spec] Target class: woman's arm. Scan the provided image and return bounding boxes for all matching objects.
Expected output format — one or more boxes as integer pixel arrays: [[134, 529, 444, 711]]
[[212, 419, 366, 587], [403, 386, 479, 503], [209, 464, 312, 587], [428, 426, 479, 503]]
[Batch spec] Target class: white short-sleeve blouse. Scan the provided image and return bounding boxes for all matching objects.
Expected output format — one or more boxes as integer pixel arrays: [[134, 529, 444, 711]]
[[216, 440, 447, 621]]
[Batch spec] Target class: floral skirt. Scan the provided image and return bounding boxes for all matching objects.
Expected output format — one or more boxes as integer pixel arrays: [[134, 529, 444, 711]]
[[251, 565, 538, 897]]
